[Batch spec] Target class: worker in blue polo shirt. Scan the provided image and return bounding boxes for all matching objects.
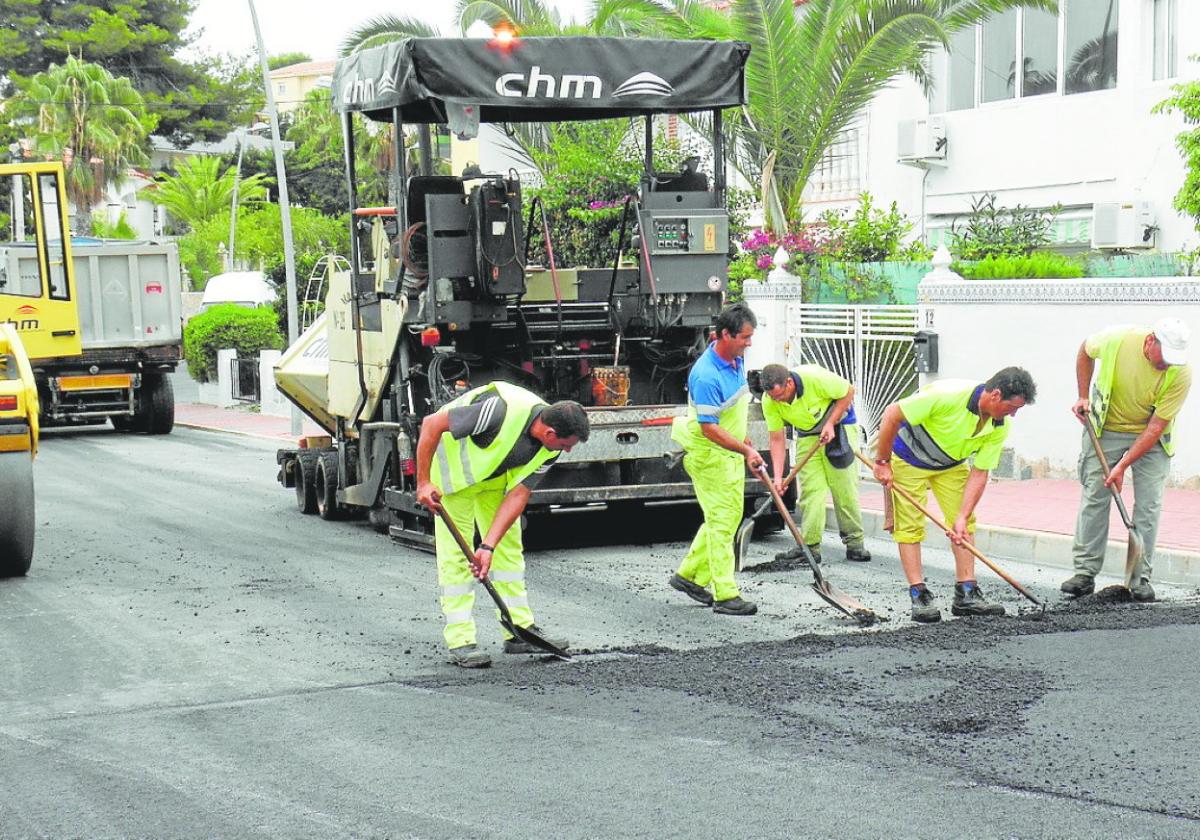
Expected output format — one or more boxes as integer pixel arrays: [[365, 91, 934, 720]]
[[668, 303, 764, 616]]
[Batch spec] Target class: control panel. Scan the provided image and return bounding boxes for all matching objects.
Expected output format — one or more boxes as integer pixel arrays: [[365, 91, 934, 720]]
[[653, 218, 690, 251], [643, 212, 728, 257]]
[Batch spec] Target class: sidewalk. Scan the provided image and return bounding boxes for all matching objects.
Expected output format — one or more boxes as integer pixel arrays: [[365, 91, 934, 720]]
[[176, 402, 325, 442], [176, 402, 1200, 586]]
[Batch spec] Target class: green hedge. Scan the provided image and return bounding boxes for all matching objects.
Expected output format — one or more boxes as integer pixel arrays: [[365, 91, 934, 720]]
[[183, 304, 284, 384], [954, 252, 1086, 280]]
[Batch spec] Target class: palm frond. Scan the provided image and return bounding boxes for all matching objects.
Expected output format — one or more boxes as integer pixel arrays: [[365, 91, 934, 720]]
[[339, 14, 441, 56]]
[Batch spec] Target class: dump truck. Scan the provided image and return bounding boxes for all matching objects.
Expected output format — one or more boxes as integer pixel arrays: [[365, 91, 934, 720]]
[[0, 162, 184, 433], [273, 36, 790, 548], [0, 323, 39, 575]]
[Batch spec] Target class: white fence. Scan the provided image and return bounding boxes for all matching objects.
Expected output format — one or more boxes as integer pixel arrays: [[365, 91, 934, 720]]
[[743, 278, 920, 441]]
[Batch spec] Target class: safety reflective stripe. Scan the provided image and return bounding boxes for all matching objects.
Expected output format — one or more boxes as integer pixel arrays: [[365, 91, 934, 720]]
[[690, 383, 749, 417], [502, 595, 530, 609], [897, 421, 964, 469], [441, 582, 475, 597], [458, 439, 475, 486], [443, 609, 474, 624], [489, 570, 525, 583], [436, 444, 453, 490]]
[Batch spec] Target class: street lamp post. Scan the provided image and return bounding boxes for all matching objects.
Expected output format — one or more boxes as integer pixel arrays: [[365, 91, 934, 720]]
[[248, 0, 301, 436]]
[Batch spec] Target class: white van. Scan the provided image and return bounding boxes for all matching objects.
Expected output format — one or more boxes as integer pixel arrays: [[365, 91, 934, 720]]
[[200, 271, 276, 310]]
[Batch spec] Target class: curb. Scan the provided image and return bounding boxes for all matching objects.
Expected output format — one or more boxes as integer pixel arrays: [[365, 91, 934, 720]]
[[831, 505, 1200, 589], [175, 420, 294, 444]]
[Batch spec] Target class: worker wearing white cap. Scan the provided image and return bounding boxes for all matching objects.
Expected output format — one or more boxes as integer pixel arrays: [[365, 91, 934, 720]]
[[1065, 318, 1192, 601]]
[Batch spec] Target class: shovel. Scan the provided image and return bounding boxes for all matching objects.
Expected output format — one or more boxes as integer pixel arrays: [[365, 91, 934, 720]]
[[752, 464, 878, 625], [734, 439, 824, 571], [858, 452, 1046, 615], [1081, 416, 1143, 589], [434, 506, 572, 660]]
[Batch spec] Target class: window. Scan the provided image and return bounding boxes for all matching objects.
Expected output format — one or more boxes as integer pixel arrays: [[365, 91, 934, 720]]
[[981, 9, 1017, 103], [1153, 0, 1178, 81], [947, 26, 976, 111], [1064, 0, 1119, 94], [0, 173, 42, 297], [937, 2, 1121, 111], [1021, 9, 1059, 96], [38, 174, 70, 301], [277, 82, 285, 94]]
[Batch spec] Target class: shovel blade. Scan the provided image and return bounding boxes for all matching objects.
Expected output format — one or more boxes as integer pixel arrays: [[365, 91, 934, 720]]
[[1123, 528, 1145, 589], [810, 580, 878, 626], [509, 621, 572, 661]]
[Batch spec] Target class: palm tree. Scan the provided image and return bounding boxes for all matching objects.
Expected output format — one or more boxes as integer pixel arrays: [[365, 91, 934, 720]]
[[149, 156, 269, 232], [8, 56, 153, 229]]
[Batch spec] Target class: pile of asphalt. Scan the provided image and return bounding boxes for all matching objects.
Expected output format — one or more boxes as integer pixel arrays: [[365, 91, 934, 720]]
[[407, 596, 1200, 819]]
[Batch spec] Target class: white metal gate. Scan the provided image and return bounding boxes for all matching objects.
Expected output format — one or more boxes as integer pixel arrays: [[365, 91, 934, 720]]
[[784, 304, 920, 442]]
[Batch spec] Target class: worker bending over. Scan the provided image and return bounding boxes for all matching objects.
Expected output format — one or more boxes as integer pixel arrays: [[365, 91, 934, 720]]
[[416, 381, 590, 668], [1064, 319, 1192, 602], [873, 368, 1036, 623], [760, 362, 869, 566], [669, 303, 764, 616]]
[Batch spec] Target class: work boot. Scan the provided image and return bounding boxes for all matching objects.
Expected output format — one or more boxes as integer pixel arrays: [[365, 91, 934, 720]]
[[1060, 574, 1096, 597], [951, 581, 1006, 617], [448, 644, 491, 669], [669, 573, 714, 606], [774, 544, 818, 566], [713, 596, 758, 616], [844, 545, 871, 563], [504, 626, 570, 654], [1129, 578, 1156, 603], [909, 585, 941, 623]]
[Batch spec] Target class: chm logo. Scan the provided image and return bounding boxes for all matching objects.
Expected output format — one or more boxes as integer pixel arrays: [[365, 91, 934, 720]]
[[378, 67, 399, 96], [15, 305, 38, 315], [613, 72, 674, 98]]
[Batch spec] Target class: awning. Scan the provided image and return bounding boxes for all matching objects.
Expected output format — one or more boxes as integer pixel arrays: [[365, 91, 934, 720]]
[[332, 37, 750, 123]]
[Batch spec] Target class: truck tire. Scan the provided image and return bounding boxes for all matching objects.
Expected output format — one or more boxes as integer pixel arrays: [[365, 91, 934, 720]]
[[0, 452, 35, 577], [316, 450, 342, 521], [145, 374, 175, 435], [111, 415, 133, 431], [295, 452, 318, 514]]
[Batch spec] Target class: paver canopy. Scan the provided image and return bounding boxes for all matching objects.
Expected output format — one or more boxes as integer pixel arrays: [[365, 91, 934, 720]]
[[332, 37, 750, 124]]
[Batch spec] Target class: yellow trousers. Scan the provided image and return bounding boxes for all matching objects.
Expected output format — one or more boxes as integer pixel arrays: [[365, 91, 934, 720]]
[[890, 460, 974, 543], [433, 476, 535, 649]]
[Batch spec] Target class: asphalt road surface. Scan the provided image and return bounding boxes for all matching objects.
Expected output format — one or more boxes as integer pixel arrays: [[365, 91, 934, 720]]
[[3, 426, 1199, 839]]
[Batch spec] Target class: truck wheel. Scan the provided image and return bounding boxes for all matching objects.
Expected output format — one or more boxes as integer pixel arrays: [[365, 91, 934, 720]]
[[111, 415, 133, 431], [145, 374, 175, 435], [316, 451, 342, 521], [0, 452, 35, 577], [295, 452, 318, 514]]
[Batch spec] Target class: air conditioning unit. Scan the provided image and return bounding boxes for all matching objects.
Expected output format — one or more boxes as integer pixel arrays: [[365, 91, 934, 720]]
[[1091, 201, 1156, 250], [897, 116, 947, 163]]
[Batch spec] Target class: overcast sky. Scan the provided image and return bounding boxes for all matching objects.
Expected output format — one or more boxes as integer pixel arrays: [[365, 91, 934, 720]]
[[185, 0, 591, 61]]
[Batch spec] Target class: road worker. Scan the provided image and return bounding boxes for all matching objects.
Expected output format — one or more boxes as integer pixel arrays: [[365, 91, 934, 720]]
[[760, 362, 869, 566], [668, 302, 764, 616], [415, 381, 590, 668], [872, 367, 1036, 623], [1063, 319, 1192, 602]]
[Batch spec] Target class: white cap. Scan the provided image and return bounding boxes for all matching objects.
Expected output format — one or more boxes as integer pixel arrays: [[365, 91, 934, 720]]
[[1154, 317, 1190, 365]]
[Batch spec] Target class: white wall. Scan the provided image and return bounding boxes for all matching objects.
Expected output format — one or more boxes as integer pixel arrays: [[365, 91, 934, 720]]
[[852, 0, 1200, 253], [919, 274, 1200, 484]]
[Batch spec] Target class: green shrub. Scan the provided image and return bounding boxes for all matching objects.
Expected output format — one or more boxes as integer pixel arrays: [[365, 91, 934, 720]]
[[955, 252, 1086, 280], [820, 193, 930, 263], [183, 304, 284, 383], [90, 211, 138, 239], [949, 194, 1061, 260]]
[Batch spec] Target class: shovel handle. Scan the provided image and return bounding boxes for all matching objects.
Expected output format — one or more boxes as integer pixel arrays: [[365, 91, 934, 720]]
[[751, 463, 827, 586], [856, 453, 1044, 609], [432, 506, 516, 626], [1081, 416, 1136, 530], [750, 438, 824, 518]]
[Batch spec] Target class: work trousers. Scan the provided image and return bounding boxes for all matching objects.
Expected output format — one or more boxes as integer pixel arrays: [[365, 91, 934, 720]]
[[889, 460, 974, 544], [795, 426, 865, 548], [677, 447, 744, 602], [1072, 429, 1170, 582], [434, 476, 534, 649]]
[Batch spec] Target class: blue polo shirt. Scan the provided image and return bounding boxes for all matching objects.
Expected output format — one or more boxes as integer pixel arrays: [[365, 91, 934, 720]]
[[689, 342, 746, 424]]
